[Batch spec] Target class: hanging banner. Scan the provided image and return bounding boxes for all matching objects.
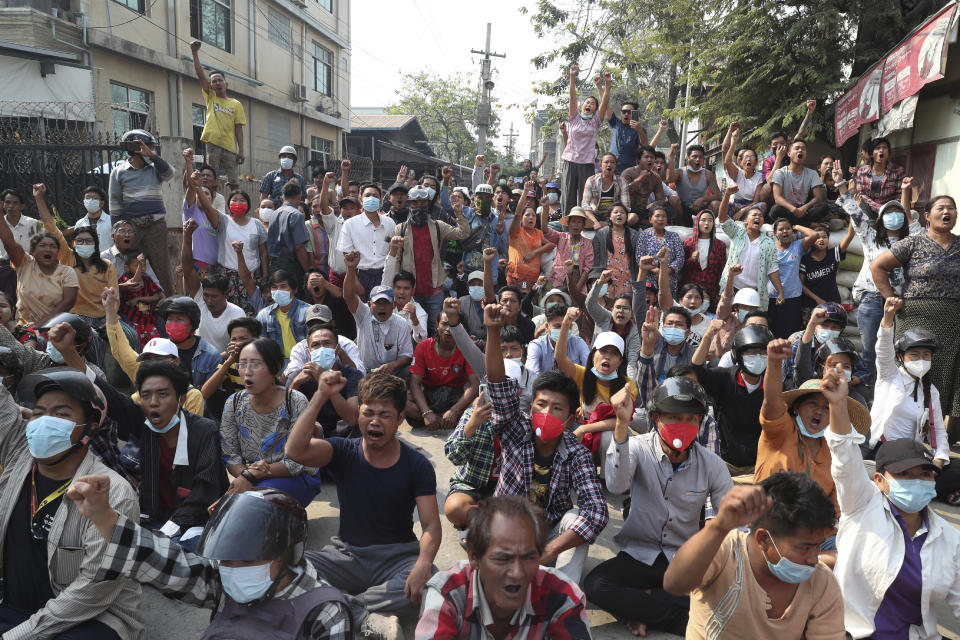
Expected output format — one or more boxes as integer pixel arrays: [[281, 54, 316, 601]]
[[881, 3, 958, 114], [877, 95, 919, 136], [834, 65, 883, 146]]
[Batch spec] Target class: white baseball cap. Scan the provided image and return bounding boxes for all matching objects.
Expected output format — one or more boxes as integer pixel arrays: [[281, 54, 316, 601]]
[[732, 288, 760, 309], [136, 337, 178, 361], [593, 331, 625, 355], [467, 271, 484, 283]]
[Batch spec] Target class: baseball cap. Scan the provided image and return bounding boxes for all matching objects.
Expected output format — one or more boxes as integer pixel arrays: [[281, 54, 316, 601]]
[[369, 285, 394, 303], [467, 271, 484, 283], [475, 184, 494, 196], [511, 188, 523, 197], [305, 304, 333, 324], [876, 438, 940, 475], [545, 182, 560, 190], [594, 331, 625, 355], [137, 337, 178, 361], [338, 196, 359, 208], [387, 183, 409, 195]]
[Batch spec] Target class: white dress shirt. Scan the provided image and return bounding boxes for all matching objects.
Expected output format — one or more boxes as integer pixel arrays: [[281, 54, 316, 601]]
[[0, 214, 41, 260], [336, 211, 396, 270], [283, 335, 365, 380]]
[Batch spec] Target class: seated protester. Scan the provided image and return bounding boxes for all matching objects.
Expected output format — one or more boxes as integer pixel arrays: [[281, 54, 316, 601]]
[[343, 251, 414, 375], [663, 471, 844, 639], [679, 209, 727, 313], [155, 295, 224, 386], [70, 185, 113, 252], [869, 298, 957, 502], [482, 303, 609, 582], [304, 267, 356, 340], [457, 270, 486, 341], [665, 143, 722, 220], [621, 146, 665, 221], [220, 338, 321, 508], [716, 310, 770, 368], [283, 371, 441, 635], [691, 322, 773, 473], [586, 271, 639, 380], [482, 249, 535, 342], [769, 139, 830, 225], [418, 496, 591, 639], [541, 205, 594, 292], [759, 337, 872, 565], [506, 182, 555, 290], [406, 312, 480, 431], [199, 316, 262, 421], [721, 123, 764, 215], [800, 219, 854, 310], [668, 364, 722, 457], [69, 481, 354, 639], [635, 303, 697, 411], [707, 266, 759, 361], [283, 304, 364, 382], [826, 374, 960, 639], [1, 368, 141, 639], [96, 360, 228, 551], [287, 325, 361, 438], [0, 290, 41, 350], [382, 238, 428, 343], [100, 219, 163, 292], [556, 308, 639, 452], [656, 247, 714, 347], [181, 220, 246, 353], [591, 203, 638, 299], [117, 252, 163, 348], [526, 304, 589, 376], [796, 335, 869, 407], [585, 379, 732, 637], [526, 286, 580, 338], [784, 302, 868, 392], [102, 287, 207, 415], [255, 269, 309, 362], [635, 204, 684, 296]]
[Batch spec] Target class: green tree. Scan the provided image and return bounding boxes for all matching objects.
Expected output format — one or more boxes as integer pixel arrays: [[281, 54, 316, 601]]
[[387, 71, 499, 167]]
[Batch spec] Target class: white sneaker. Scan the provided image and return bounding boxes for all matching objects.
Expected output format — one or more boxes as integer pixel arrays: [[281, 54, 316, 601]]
[[360, 612, 405, 640]]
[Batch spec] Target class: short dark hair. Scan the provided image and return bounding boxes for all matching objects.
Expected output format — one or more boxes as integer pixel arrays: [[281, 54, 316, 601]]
[[791, 138, 807, 148], [530, 370, 580, 417], [753, 471, 838, 537], [544, 304, 567, 321], [30, 232, 61, 252], [269, 269, 299, 291], [200, 272, 230, 294], [687, 144, 706, 157], [82, 185, 107, 200], [227, 190, 252, 209], [198, 163, 216, 175], [227, 316, 261, 338], [282, 182, 302, 199], [653, 150, 667, 162], [666, 364, 697, 379], [664, 305, 692, 329], [772, 217, 792, 232], [357, 370, 406, 413], [393, 271, 416, 288], [649, 201, 669, 217], [744, 310, 768, 323], [242, 337, 284, 376], [736, 146, 757, 159], [871, 136, 891, 151], [500, 325, 524, 345], [637, 144, 656, 160], [466, 495, 548, 558], [498, 285, 522, 303], [359, 182, 381, 197], [1, 189, 25, 204], [621, 101, 639, 111], [308, 323, 338, 342], [136, 359, 190, 396], [770, 131, 788, 143]]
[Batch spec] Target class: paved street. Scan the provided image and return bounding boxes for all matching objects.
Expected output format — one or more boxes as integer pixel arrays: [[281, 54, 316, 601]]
[[143, 423, 960, 639]]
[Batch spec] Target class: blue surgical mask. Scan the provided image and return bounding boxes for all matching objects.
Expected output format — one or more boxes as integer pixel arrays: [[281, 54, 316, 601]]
[[26, 415, 78, 458], [598, 283, 609, 298], [75, 244, 96, 259], [362, 196, 380, 212], [468, 286, 484, 302], [83, 198, 101, 213], [662, 327, 686, 345], [272, 289, 292, 307], [815, 328, 840, 343], [842, 369, 852, 382], [764, 533, 816, 584], [279, 157, 294, 170], [742, 354, 767, 375], [581, 112, 594, 120], [311, 346, 337, 369], [882, 211, 905, 230], [737, 309, 749, 324], [46, 341, 65, 364], [591, 366, 618, 381], [886, 477, 937, 514], [547, 193, 559, 204], [550, 328, 562, 342], [219, 563, 274, 604], [692, 301, 709, 316], [444, 277, 454, 290], [796, 415, 825, 439], [145, 412, 179, 434]]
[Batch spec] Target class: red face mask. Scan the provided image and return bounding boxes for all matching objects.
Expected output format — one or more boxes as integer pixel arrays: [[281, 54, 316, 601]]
[[658, 422, 699, 452], [532, 411, 566, 441], [165, 321, 192, 343], [229, 202, 249, 217]]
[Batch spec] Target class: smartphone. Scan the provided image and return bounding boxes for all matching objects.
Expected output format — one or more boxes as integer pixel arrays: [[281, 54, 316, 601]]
[[122, 140, 142, 153], [630, 109, 640, 122]]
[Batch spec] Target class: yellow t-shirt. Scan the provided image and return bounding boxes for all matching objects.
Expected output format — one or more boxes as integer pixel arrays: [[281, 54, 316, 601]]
[[277, 309, 296, 357], [571, 363, 639, 416], [200, 89, 246, 153]]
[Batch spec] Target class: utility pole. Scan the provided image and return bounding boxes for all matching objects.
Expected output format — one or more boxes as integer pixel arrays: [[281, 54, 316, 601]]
[[471, 23, 505, 156], [504, 123, 518, 164]]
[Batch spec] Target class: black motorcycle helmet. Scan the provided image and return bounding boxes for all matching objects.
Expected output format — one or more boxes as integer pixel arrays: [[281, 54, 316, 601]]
[[0, 346, 23, 390], [157, 296, 201, 331], [815, 302, 848, 328], [894, 328, 939, 356], [40, 313, 92, 353], [732, 325, 774, 367], [648, 376, 709, 416], [814, 337, 861, 376]]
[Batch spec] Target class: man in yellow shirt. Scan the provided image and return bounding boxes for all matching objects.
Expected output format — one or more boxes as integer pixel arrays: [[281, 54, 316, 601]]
[[191, 40, 246, 190]]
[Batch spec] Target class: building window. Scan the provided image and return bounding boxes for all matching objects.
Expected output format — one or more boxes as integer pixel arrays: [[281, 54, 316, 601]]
[[189, 0, 231, 52], [267, 7, 291, 49], [112, 0, 146, 12], [192, 104, 207, 155], [315, 0, 332, 12], [312, 43, 332, 96], [311, 137, 332, 164], [110, 82, 151, 139]]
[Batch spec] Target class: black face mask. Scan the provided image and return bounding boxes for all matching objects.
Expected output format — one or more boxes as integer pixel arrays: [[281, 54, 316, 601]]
[[410, 207, 429, 227]]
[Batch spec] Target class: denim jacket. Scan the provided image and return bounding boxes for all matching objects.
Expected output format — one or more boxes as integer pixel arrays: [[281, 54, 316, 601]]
[[256, 298, 310, 355], [191, 337, 222, 388]]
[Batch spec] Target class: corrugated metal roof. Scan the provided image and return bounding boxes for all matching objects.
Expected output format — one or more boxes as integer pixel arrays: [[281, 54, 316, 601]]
[[350, 114, 417, 130]]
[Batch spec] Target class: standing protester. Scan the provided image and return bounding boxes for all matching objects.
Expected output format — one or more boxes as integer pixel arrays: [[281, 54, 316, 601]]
[[191, 40, 245, 190], [265, 182, 311, 281], [767, 219, 818, 339], [337, 185, 396, 296], [260, 146, 305, 207], [70, 185, 113, 252], [560, 66, 611, 214], [854, 136, 904, 218], [0, 187, 42, 305], [605, 100, 648, 173]]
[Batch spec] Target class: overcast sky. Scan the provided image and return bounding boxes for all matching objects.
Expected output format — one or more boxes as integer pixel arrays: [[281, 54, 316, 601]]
[[349, 0, 560, 158]]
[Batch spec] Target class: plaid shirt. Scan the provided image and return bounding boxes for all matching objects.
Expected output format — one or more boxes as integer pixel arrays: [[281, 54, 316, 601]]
[[97, 515, 353, 640], [635, 343, 696, 408], [487, 380, 608, 543], [415, 561, 591, 640], [581, 173, 630, 212], [445, 407, 500, 491], [854, 162, 904, 214]]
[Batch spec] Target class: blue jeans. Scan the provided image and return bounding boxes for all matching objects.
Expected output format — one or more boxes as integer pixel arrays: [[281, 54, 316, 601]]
[[857, 291, 884, 386], [257, 470, 324, 508], [416, 291, 444, 337]]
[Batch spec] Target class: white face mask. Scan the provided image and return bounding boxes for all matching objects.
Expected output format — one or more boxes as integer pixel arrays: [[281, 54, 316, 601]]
[[279, 157, 294, 170], [904, 359, 931, 379]]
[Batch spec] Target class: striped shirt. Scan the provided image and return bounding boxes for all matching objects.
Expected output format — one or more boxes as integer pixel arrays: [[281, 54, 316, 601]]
[[108, 157, 174, 219]]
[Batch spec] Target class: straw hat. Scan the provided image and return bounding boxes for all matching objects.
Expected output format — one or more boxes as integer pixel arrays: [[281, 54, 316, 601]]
[[558, 206, 594, 229], [781, 379, 871, 435]]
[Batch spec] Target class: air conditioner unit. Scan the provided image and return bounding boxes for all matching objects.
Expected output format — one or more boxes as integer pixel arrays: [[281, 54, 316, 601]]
[[290, 83, 307, 102]]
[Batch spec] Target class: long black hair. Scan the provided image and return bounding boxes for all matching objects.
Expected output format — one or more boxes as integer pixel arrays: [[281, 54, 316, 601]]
[[580, 346, 627, 408], [605, 203, 635, 265], [71, 226, 109, 274]]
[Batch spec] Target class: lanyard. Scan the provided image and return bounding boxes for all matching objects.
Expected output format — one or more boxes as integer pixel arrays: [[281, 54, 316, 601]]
[[31, 464, 71, 521]]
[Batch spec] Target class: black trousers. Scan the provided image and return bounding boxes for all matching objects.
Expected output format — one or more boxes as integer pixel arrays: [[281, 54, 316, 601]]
[[0, 604, 120, 639], [582, 551, 689, 635], [768, 202, 830, 226]]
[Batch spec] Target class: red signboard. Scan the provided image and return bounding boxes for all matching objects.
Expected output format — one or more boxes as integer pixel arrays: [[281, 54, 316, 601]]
[[881, 3, 957, 114], [835, 65, 883, 146]]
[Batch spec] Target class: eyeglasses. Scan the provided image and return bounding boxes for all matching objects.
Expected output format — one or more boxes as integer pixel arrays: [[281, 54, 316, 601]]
[[74, 239, 95, 245], [237, 361, 266, 371], [115, 230, 135, 237], [621, 109, 632, 114]]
